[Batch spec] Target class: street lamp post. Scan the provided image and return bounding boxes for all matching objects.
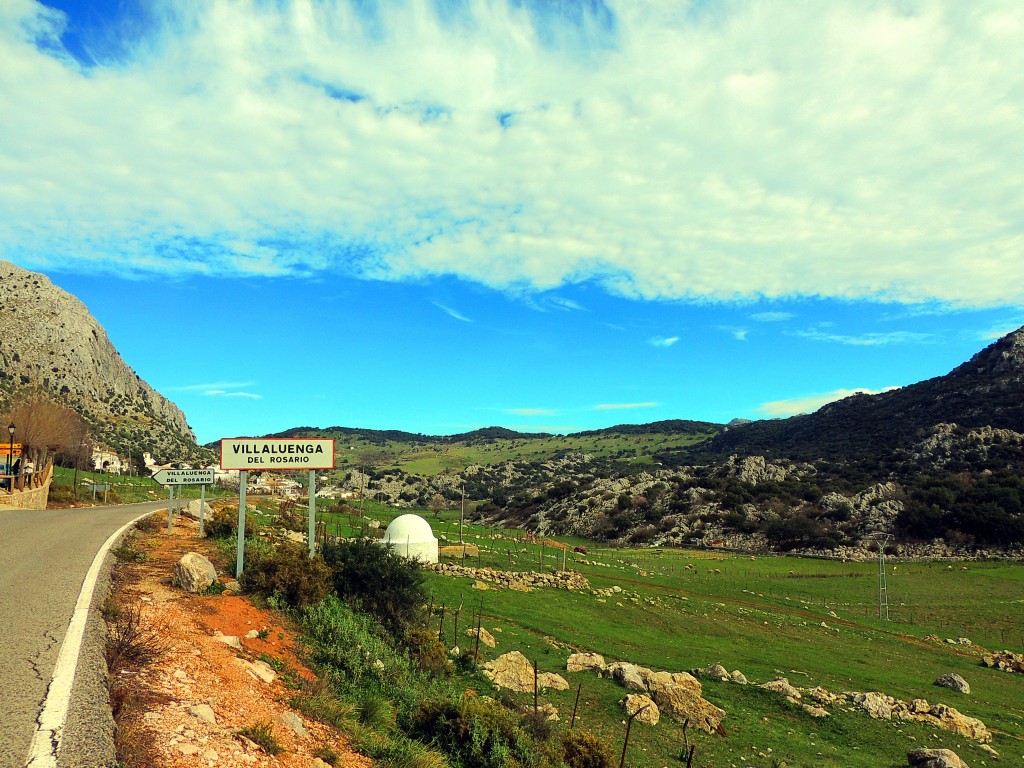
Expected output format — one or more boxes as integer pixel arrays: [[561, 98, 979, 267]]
[[7, 423, 15, 491]]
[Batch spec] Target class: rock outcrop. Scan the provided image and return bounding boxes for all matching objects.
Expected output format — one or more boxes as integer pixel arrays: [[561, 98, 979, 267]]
[[572, 657, 725, 734], [482, 651, 568, 693], [0, 260, 204, 463]]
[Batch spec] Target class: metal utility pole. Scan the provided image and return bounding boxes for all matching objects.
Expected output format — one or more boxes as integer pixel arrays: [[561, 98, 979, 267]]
[[869, 532, 892, 620]]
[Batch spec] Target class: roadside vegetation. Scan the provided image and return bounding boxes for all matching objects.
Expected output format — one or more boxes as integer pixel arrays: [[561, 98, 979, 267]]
[[185, 496, 1024, 768]]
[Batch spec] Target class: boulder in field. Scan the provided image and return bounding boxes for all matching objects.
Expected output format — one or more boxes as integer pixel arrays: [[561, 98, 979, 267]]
[[934, 673, 970, 694], [907, 747, 969, 768], [566, 652, 606, 673], [620, 694, 660, 725]]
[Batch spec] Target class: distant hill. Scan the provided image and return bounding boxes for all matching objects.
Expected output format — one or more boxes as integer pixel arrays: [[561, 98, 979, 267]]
[[217, 420, 724, 474], [0, 261, 205, 463], [691, 326, 1024, 463]]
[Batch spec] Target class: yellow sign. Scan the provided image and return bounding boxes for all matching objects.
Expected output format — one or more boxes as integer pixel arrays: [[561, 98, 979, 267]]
[[5, 443, 22, 457]]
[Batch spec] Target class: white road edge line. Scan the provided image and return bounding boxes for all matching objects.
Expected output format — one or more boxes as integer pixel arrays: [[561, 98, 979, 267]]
[[24, 510, 156, 768]]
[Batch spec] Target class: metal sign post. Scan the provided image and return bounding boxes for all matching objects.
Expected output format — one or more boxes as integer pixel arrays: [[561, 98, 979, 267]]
[[237, 471, 248, 576], [199, 483, 207, 537], [220, 438, 335, 568], [308, 469, 316, 557], [152, 469, 217, 534]]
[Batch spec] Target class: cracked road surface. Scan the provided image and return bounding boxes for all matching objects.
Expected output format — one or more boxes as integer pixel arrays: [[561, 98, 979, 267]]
[[0, 501, 167, 767]]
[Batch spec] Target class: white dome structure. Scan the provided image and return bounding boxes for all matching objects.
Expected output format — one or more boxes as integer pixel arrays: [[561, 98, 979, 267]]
[[383, 514, 438, 563]]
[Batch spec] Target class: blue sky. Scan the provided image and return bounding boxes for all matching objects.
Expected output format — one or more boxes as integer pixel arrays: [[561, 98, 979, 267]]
[[3, 1, 1024, 444]]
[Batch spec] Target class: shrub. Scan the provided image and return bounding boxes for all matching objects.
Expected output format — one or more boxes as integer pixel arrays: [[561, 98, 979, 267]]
[[320, 537, 428, 634], [405, 626, 451, 674], [562, 729, 615, 768], [410, 696, 537, 768], [105, 604, 169, 674], [240, 541, 332, 608], [134, 512, 162, 532], [47, 484, 75, 505], [236, 721, 283, 755], [205, 506, 258, 540], [301, 595, 413, 690], [277, 499, 307, 532]]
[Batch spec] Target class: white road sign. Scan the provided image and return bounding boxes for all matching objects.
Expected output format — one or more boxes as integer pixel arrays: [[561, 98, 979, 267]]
[[152, 468, 215, 486], [220, 438, 335, 470]]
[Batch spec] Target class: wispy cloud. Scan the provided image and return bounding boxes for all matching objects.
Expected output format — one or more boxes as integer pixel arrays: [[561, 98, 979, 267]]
[[165, 381, 257, 392], [978, 324, 1024, 341], [433, 302, 473, 323], [649, 336, 679, 348], [594, 402, 659, 411], [793, 329, 933, 346], [4, 2, 1024, 308], [507, 408, 557, 417], [204, 389, 262, 400], [720, 326, 748, 341], [548, 296, 586, 312], [757, 386, 900, 417], [750, 312, 794, 323]]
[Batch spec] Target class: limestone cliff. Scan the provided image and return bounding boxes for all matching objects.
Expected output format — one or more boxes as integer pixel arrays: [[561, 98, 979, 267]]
[[0, 260, 204, 463]]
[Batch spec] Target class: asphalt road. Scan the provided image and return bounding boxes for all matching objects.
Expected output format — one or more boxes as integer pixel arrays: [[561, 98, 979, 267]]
[[0, 501, 166, 768]]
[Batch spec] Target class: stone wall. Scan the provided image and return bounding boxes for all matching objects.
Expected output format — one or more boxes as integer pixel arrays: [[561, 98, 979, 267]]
[[0, 464, 52, 510]]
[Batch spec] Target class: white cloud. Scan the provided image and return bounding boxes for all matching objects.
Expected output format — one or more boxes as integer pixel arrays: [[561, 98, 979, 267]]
[[3, 1, 1024, 307], [757, 386, 900, 417], [433, 302, 473, 322], [507, 408, 557, 416], [750, 312, 794, 323], [720, 326, 748, 341], [794, 329, 933, 346], [594, 402, 659, 411], [649, 336, 679, 348], [166, 381, 257, 392], [203, 389, 262, 400]]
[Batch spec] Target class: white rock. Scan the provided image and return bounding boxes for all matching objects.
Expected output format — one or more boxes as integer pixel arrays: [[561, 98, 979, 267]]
[[173, 553, 217, 593]]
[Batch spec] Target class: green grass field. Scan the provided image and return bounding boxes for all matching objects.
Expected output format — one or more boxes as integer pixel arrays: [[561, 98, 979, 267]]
[[325, 503, 1024, 768], [326, 429, 715, 477]]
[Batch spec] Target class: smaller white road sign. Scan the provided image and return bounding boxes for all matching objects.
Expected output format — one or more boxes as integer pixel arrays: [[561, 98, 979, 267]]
[[152, 468, 216, 486], [220, 438, 335, 470]]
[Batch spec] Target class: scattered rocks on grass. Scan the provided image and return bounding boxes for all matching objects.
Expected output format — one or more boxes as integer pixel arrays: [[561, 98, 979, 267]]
[[427, 563, 589, 592], [620, 694, 660, 725], [573, 657, 725, 733], [465, 627, 497, 647], [980, 649, 1024, 673], [566, 652, 606, 673], [934, 673, 970, 694], [483, 651, 568, 692], [907, 747, 970, 768], [607, 662, 647, 692]]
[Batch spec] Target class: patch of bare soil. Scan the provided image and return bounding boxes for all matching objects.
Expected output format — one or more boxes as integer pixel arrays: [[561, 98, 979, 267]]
[[106, 511, 371, 768]]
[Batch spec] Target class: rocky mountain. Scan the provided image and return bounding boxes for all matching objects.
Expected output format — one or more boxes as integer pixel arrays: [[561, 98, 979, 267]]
[[0, 260, 205, 463], [340, 330, 1024, 555], [687, 326, 1024, 463]]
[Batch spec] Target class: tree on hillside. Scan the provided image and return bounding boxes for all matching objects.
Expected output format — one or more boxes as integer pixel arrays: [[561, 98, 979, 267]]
[[428, 493, 448, 519]]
